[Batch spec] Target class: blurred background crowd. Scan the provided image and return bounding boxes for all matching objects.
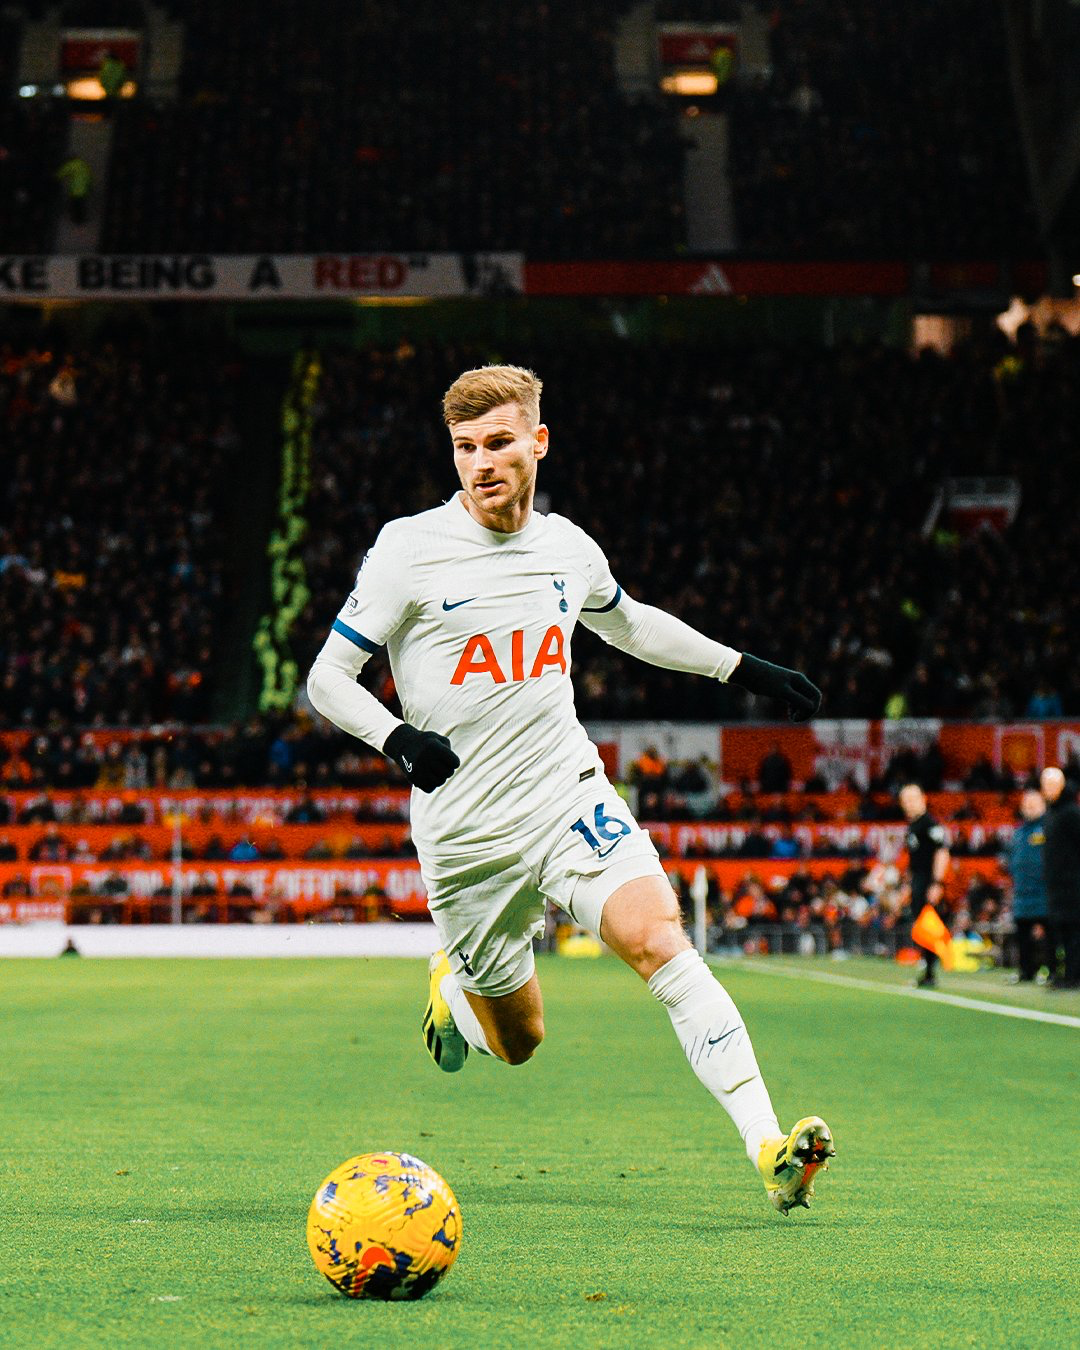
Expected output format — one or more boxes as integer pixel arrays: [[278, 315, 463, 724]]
[[0, 1, 1040, 258], [5, 329, 1079, 730]]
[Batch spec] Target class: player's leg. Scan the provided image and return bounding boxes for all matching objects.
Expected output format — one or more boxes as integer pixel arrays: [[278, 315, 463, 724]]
[[913, 902, 939, 986], [463, 975, 544, 1064], [423, 947, 487, 1070], [599, 873, 782, 1159], [426, 953, 545, 1065], [432, 964, 544, 1066], [597, 872, 834, 1211], [420, 850, 547, 1069], [550, 787, 786, 1160]]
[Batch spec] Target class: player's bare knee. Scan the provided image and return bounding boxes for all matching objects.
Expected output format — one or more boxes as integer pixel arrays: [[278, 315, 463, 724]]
[[499, 1017, 544, 1065], [604, 886, 689, 979], [631, 916, 690, 980]]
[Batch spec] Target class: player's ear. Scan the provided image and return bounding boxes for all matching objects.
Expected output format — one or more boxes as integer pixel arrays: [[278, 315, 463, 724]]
[[533, 423, 549, 460]]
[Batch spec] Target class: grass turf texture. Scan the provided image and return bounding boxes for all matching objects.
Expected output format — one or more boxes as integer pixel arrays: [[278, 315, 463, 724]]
[[3, 955, 1078, 1349]]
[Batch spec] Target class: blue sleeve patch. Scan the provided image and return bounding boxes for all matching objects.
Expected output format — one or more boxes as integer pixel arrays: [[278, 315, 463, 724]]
[[582, 584, 622, 615], [332, 619, 381, 653]]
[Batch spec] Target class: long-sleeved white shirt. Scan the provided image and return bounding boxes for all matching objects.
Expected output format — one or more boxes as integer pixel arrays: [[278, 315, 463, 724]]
[[308, 492, 740, 852]]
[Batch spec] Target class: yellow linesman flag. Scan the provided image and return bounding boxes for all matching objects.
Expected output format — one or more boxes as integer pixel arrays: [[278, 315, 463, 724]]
[[911, 904, 955, 971]]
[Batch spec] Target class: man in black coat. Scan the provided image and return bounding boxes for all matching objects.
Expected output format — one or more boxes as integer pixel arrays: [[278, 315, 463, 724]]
[[1039, 766, 1080, 989]]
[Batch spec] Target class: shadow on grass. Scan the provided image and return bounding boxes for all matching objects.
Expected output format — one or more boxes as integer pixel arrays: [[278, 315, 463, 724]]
[[276, 1286, 469, 1310]]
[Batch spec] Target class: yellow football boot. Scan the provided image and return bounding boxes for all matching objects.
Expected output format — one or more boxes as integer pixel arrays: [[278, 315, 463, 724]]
[[757, 1116, 835, 1214], [421, 950, 468, 1073]]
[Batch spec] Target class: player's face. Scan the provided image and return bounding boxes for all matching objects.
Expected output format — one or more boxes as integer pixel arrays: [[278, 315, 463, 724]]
[[1020, 788, 1045, 820], [451, 403, 548, 531]]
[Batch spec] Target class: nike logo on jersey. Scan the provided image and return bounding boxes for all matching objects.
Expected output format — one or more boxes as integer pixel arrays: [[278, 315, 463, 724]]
[[442, 597, 477, 611], [402, 757, 413, 772]]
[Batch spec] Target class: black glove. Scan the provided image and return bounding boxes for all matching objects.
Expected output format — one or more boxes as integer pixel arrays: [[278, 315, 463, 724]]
[[383, 724, 460, 793], [729, 653, 822, 722]]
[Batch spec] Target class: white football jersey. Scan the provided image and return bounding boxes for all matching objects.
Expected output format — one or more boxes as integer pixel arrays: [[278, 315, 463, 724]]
[[331, 493, 620, 852]]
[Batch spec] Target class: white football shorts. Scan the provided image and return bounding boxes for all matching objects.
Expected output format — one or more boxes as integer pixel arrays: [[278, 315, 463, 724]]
[[417, 772, 668, 997]]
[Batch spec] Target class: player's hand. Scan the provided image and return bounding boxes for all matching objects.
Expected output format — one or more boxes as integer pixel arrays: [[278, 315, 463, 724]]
[[729, 653, 822, 722], [383, 724, 460, 792]]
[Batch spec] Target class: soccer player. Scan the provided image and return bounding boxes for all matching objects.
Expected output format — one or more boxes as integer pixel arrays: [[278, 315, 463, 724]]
[[900, 782, 950, 988], [307, 365, 835, 1214]]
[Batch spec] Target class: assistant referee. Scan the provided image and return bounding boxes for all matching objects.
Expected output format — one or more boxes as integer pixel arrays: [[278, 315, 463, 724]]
[[900, 782, 951, 988]]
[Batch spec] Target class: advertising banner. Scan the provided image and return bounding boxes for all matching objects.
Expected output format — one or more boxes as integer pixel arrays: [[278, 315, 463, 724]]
[[0, 855, 1004, 922], [0, 822, 412, 860], [645, 819, 1010, 861], [0, 860, 429, 911], [3, 258, 1050, 301], [1, 788, 411, 824], [1, 814, 1014, 866], [60, 31, 140, 71], [658, 24, 738, 69], [0, 253, 524, 300], [524, 260, 911, 297]]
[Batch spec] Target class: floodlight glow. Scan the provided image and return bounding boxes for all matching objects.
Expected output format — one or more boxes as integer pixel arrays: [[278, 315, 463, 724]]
[[660, 71, 718, 96], [66, 77, 137, 100]]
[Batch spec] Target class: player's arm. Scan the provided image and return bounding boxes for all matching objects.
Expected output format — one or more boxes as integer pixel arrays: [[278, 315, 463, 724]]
[[579, 583, 821, 722], [306, 527, 458, 793]]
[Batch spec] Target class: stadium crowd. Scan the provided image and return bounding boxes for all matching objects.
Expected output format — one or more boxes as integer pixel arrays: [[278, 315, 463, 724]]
[[0, 100, 67, 253], [0, 1, 1044, 261], [101, 0, 686, 257], [2, 329, 1078, 732], [0, 339, 244, 726], [727, 0, 1038, 257], [680, 862, 1008, 963], [0, 715, 1048, 961], [296, 330, 1080, 723]]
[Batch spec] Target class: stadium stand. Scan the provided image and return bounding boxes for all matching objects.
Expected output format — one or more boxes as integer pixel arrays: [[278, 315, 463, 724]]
[[3, 330, 1076, 734], [0, 339, 245, 725], [0, 764, 1015, 948], [725, 0, 1038, 256], [290, 331, 1080, 724], [101, 0, 687, 256], [76, 0, 1039, 258], [0, 2, 1043, 259], [0, 100, 68, 253]]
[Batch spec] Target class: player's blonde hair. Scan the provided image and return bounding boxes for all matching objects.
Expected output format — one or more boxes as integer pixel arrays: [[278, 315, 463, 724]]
[[442, 364, 543, 428]]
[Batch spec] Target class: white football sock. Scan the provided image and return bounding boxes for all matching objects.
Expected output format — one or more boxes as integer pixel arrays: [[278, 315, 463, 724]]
[[440, 972, 493, 1057], [648, 949, 781, 1163]]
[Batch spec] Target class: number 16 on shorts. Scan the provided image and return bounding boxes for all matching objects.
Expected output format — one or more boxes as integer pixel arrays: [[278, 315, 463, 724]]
[[568, 803, 632, 859]]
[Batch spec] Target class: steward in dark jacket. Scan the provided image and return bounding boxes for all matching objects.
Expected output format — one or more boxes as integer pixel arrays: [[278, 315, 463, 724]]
[[1006, 789, 1049, 981], [1039, 768, 1080, 988]]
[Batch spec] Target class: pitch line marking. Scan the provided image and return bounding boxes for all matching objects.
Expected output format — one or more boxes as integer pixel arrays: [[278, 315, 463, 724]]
[[713, 961, 1080, 1029]]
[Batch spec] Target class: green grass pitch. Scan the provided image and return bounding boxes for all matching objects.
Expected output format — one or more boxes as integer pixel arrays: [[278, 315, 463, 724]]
[[3, 953, 1078, 1349]]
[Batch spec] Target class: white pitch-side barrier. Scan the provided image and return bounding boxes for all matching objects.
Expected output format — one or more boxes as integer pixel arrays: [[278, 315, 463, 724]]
[[0, 922, 441, 959]]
